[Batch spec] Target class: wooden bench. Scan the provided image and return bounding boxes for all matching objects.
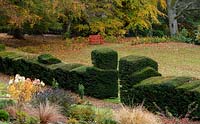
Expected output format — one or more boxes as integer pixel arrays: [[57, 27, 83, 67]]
[[89, 35, 104, 45]]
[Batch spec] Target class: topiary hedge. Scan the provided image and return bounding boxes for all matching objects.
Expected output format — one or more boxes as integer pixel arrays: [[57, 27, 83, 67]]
[[0, 51, 118, 99], [0, 44, 5, 51], [119, 55, 160, 90], [53, 63, 83, 89], [121, 76, 200, 118], [91, 48, 118, 70], [0, 52, 22, 75], [119, 55, 158, 79], [38, 54, 61, 64], [70, 66, 118, 98], [123, 67, 162, 87]]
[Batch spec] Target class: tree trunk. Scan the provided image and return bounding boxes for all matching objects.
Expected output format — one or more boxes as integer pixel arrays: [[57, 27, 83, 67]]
[[167, 0, 178, 36]]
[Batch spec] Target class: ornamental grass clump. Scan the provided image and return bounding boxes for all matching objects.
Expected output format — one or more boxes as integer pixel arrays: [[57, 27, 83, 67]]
[[38, 101, 64, 124], [115, 105, 162, 124], [7, 74, 45, 106]]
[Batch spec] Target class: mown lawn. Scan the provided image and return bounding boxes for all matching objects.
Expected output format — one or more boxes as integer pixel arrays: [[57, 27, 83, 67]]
[[1, 34, 200, 78], [47, 42, 200, 79]]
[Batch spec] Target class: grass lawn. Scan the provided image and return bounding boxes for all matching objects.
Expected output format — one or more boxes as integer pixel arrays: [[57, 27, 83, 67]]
[[45, 42, 200, 79], [1, 34, 200, 78]]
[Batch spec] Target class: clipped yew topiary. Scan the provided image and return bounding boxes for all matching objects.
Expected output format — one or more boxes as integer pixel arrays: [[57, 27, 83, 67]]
[[122, 67, 162, 87], [119, 55, 160, 90], [0, 44, 5, 51], [119, 55, 158, 79], [53, 63, 83, 88], [121, 76, 200, 118], [91, 48, 118, 70], [38, 54, 61, 64], [70, 66, 118, 98], [0, 52, 22, 75], [0, 50, 118, 99]]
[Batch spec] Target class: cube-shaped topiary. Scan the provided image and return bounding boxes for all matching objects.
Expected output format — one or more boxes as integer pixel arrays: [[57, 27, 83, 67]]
[[0, 44, 5, 51], [91, 48, 118, 70], [38, 54, 61, 65]]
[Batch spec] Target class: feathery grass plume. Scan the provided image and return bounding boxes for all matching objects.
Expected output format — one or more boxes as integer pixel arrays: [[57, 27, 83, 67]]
[[115, 105, 162, 124], [37, 100, 64, 124]]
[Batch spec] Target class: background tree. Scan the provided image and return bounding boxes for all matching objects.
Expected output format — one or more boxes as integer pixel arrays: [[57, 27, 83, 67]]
[[167, 0, 200, 36], [0, 0, 60, 39], [0, 0, 41, 39]]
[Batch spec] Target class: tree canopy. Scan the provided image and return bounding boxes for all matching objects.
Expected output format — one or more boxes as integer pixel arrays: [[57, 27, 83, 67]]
[[0, 0, 200, 38]]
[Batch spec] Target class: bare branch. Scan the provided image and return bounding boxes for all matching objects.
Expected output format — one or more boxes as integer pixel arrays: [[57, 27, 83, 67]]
[[175, 2, 194, 19], [174, 0, 180, 8]]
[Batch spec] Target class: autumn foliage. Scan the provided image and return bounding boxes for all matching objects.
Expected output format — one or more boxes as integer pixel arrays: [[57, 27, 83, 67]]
[[7, 74, 45, 104]]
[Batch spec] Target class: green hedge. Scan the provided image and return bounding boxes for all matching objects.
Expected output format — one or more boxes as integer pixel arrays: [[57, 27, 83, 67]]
[[0, 51, 118, 99], [119, 55, 158, 80], [0, 52, 22, 75], [119, 55, 160, 90], [38, 54, 61, 64], [91, 48, 118, 70], [53, 63, 83, 89], [121, 76, 200, 118], [0, 44, 5, 51], [121, 67, 161, 89], [70, 66, 118, 98]]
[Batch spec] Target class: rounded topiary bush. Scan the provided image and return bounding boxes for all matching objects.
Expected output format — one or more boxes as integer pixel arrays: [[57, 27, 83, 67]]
[[0, 44, 5, 51], [0, 109, 9, 121], [91, 48, 118, 70], [38, 54, 61, 64]]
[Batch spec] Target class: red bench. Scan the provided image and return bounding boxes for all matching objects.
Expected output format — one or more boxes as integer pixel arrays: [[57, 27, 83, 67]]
[[89, 35, 104, 45]]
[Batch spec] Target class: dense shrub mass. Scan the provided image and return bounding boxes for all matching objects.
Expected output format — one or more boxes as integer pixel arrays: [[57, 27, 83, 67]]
[[53, 63, 83, 88], [91, 48, 118, 70], [119, 55, 160, 90], [0, 44, 5, 51], [0, 52, 22, 75], [0, 51, 118, 99], [127, 67, 161, 86], [0, 109, 9, 121], [71, 66, 118, 98], [38, 54, 61, 64], [121, 76, 200, 118], [119, 55, 158, 79]]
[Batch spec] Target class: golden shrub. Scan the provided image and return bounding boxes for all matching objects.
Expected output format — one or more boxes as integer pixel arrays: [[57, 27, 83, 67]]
[[7, 74, 45, 104]]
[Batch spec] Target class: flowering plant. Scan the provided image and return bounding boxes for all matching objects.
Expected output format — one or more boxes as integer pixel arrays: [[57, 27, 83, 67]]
[[7, 74, 45, 104]]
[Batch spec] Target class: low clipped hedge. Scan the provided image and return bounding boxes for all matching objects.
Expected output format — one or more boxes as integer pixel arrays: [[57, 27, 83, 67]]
[[53, 63, 83, 88], [0, 51, 118, 99], [91, 48, 118, 70], [122, 67, 162, 87], [38, 54, 61, 64], [0, 44, 5, 51], [121, 76, 200, 118], [119, 55, 158, 79], [119, 55, 160, 90], [0, 52, 22, 75], [70, 66, 118, 98]]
